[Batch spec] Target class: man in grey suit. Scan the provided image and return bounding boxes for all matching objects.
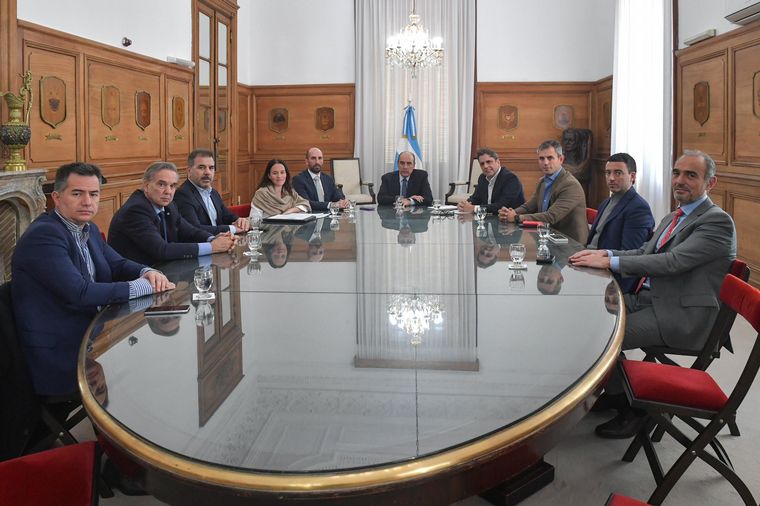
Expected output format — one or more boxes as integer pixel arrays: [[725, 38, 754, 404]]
[[570, 150, 736, 438]]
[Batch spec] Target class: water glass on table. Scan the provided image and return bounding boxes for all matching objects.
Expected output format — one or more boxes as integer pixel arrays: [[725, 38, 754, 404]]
[[475, 206, 487, 222], [509, 243, 526, 269], [193, 266, 214, 300], [244, 230, 262, 257], [537, 222, 550, 243]]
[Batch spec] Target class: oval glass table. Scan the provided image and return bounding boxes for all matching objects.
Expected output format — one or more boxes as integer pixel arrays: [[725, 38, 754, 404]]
[[79, 208, 623, 505]]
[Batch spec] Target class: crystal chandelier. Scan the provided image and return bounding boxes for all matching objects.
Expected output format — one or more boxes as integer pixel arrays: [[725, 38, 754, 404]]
[[385, 1, 443, 78], [387, 293, 443, 345]]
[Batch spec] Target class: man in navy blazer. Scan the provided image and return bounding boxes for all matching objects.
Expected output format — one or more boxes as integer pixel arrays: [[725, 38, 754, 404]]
[[458, 147, 525, 215], [377, 151, 434, 207], [12, 163, 174, 396], [587, 153, 655, 293], [109, 162, 237, 266], [174, 149, 250, 235], [292, 147, 348, 211]]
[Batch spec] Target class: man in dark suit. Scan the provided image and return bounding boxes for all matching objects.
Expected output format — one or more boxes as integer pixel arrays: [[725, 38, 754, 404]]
[[292, 147, 348, 211], [109, 162, 237, 266], [586, 153, 655, 292], [174, 149, 250, 235], [457, 147, 525, 215], [377, 151, 434, 207], [571, 150, 736, 438], [11, 163, 174, 396], [499, 140, 588, 243]]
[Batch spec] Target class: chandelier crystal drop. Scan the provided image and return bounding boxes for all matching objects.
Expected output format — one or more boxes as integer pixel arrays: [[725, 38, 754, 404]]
[[387, 294, 444, 344], [385, 3, 443, 78]]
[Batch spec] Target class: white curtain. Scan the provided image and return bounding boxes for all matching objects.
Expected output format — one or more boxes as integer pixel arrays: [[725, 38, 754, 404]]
[[354, 0, 476, 200], [612, 0, 673, 221]]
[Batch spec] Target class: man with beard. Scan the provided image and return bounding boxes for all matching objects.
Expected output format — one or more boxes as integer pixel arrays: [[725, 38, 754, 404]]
[[174, 149, 250, 234], [293, 147, 349, 211], [569, 150, 736, 438]]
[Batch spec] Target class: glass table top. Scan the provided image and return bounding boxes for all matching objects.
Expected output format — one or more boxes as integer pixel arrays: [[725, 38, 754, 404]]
[[82, 207, 621, 475]]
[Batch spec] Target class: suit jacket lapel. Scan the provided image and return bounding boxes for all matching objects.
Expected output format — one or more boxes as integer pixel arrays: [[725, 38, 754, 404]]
[[655, 197, 714, 251]]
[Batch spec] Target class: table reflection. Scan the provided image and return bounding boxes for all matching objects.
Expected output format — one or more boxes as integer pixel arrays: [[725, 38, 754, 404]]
[[83, 209, 620, 475]]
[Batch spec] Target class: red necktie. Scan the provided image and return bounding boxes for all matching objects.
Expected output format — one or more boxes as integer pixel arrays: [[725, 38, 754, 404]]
[[635, 208, 685, 294]]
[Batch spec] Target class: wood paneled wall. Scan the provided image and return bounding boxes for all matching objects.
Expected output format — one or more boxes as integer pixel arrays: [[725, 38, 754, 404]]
[[674, 20, 760, 281], [473, 79, 612, 207], [17, 21, 194, 233], [236, 83, 355, 205]]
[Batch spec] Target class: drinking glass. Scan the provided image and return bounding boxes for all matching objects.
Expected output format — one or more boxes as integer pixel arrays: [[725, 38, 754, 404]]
[[537, 222, 550, 243], [509, 271, 526, 290], [394, 195, 404, 209], [432, 199, 442, 213], [195, 301, 215, 327], [509, 243, 526, 268], [475, 206, 487, 222], [347, 199, 356, 213], [249, 206, 263, 230], [330, 217, 341, 231], [329, 205, 340, 218], [244, 230, 262, 257], [193, 267, 214, 300]]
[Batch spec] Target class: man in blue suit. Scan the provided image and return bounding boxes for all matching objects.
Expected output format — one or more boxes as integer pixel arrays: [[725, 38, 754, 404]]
[[174, 149, 250, 235], [586, 153, 655, 293], [292, 147, 348, 211], [11, 163, 174, 396], [108, 162, 237, 266]]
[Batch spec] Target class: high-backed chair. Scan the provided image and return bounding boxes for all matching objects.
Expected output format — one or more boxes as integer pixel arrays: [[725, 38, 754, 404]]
[[331, 158, 375, 204], [586, 207, 598, 226], [642, 259, 750, 436], [445, 158, 481, 205], [0, 283, 87, 458], [0, 441, 100, 505], [229, 203, 251, 218], [618, 273, 760, 506]]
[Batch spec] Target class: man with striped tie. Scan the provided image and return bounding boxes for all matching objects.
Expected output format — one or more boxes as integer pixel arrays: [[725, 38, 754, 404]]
[[570, 150, 736, 438]]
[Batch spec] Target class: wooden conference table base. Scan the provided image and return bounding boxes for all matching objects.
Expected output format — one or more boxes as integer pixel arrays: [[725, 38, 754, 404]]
[[78, 210, 623, 505]]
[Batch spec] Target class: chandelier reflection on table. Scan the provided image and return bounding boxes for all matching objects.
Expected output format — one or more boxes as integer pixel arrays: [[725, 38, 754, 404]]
[[385, 1, 443, 78], [387, 293, 443, 345]]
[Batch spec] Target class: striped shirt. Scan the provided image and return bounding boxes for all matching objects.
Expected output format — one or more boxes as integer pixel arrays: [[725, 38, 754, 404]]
[[55, 210, 154, 299]]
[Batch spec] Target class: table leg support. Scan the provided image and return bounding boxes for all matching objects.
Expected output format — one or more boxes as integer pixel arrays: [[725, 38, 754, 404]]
[[479, 460, 554, 506]]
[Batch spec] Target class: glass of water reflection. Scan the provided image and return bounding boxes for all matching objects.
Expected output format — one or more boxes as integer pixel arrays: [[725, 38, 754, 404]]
[[475, 206, 487, 222], [193, 266, 214, 300], [244, 230, 262, 257], [509, 243, 526, 268]]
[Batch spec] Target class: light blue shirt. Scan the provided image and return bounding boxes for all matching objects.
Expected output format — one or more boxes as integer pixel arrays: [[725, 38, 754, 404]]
[[541, 168, 563, 212], [153, 205, 213, 256], [609, 194, 708, 273]]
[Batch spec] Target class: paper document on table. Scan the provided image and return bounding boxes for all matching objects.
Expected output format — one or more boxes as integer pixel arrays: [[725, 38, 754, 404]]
[[263, 213, 316, 223], [429, 205, 457, 211], [311, 212, 330, 218]]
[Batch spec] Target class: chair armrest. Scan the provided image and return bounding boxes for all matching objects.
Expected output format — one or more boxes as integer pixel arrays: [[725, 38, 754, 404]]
[[337, 183, 344, 191], [445, 181, 468, 201], [361, 181, 376, 203]]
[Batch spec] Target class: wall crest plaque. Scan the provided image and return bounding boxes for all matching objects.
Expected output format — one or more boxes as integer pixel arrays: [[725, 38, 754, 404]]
[[315, 107, 335, 131], [693, 81, 710, 126], [39, 76, 66, 128], [135, 91, 151, 130], [553, 105, 574, 130], [753, 71, 760, 120], [497, 105, 518, 131], [101, 85, 120, 130], [269, 108, 288, 133], [172, 96, 185, 131]]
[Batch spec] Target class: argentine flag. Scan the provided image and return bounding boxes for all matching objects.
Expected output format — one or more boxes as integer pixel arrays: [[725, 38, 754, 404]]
[[394, 103, 424, 171]]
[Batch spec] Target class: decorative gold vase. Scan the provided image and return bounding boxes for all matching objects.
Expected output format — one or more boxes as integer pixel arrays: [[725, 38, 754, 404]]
[[0, 71, 33, 172]]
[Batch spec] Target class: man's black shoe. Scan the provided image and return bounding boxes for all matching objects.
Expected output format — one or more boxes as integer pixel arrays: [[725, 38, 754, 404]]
[[102, 459, 147, 496], [590, 392, 627, 412], [595, 408, 646, 439]]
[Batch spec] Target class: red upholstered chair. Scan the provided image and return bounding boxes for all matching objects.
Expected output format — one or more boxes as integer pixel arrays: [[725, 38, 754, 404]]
[[618, 273, 760, 506], [0, 441, 100, 505], [586, 207, 598, 226], [642, 259, 750, 437], [605, 494, 649, 506], [229, 203, 251, 219]]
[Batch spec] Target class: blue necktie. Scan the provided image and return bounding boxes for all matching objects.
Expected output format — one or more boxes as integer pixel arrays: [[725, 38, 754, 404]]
[[401, 178, 408, 198], [158, 211, 167, 239]]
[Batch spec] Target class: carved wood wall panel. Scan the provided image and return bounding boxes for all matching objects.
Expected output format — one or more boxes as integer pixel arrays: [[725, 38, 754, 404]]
[[236, 85, 254, 205], [679, 53, 727, 163], [25, 45, 78, 165], [675, 20, 760, 284], [732, 41, 760, 166], [473, 81, 610, 206], [87, 60, 162, 161], [17, 21, 194, 228], [252, 84, 355, 158], [589, 76, 613, 207]]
